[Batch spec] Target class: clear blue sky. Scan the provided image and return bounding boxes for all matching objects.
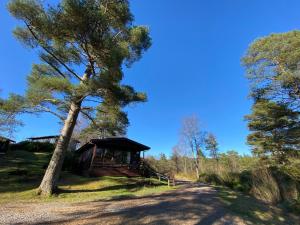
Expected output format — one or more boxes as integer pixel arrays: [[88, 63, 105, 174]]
[[1, 0, 300, 156]]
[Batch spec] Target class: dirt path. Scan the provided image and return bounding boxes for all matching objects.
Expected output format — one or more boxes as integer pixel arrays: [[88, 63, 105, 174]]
[[0, 183, 250, 225]]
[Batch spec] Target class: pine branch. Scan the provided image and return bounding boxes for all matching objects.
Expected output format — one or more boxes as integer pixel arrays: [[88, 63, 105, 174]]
[[84, 98, 103, 104], [81, 40, 96, 77], [36, 105, 65, 121], [40, 55, 66, 78], [25, 22, 83, 81], [80, 110, 98, 127]]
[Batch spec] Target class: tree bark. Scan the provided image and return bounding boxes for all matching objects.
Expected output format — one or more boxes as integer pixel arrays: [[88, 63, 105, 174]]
[[37, 100, 82, 196], [194, 160, 200, 179], [37, 68, 91, 196]]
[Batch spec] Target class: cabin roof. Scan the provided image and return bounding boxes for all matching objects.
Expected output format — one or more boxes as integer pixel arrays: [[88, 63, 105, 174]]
[[76, 137, 150, 153], [27, 135, 59, 140], [0, 136, 16, 143]]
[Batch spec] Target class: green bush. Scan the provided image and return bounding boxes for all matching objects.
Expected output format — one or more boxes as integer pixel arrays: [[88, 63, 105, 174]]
[[283, 199, 300, 214], [271, 167, 300, 203], [199, 173, 223, 185], [250, 167, 281, 204], [238, 170, 252, 192], [10, 141, 55, 153], [199, 171, 252, 192]]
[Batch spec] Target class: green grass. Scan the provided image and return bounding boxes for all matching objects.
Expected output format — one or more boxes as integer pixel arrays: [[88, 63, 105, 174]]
[[0, 150, 176, 203], [216, 186, 299, 225]]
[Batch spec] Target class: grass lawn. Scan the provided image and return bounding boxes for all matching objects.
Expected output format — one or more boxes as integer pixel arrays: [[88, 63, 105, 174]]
[[216, 186, 299, 225], [0, 150, 176, 204]]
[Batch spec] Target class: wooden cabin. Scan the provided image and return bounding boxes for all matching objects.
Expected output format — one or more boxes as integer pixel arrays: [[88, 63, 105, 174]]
[[0, 136, 15, 154], [76, 137, 150, 177], [27, 135, 59, 144], [28, 135, 80, 151]]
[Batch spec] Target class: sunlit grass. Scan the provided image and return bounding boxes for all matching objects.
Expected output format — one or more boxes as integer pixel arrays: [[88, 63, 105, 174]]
[[216, 186, 299, 225], [0, 150, 177, 204]]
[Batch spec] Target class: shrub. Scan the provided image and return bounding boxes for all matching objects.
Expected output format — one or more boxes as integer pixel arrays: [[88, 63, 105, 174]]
[[238, 170, 252, 192], [10, 141, 54, 152], [250, 167, 281, 204], [199, 173, 223, 185], [271, 167, 299, 203]]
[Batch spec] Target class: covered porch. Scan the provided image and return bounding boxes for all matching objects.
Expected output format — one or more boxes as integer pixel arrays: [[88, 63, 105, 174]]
[[76, 137, 150, 177]]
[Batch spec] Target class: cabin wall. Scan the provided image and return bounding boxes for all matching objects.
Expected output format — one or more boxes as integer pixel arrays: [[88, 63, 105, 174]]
[[78, 146, 94, 171], [0, 141, 10, 153], [76, 144, 145, 177], [94, 147, 140, 166]]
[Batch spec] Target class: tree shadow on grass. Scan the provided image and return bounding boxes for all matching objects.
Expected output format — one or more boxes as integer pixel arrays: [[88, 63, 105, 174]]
[[0, 150, 47, 193], [57, 182, 165, 194]]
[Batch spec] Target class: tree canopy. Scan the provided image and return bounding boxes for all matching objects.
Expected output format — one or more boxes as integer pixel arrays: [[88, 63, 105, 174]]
[[7, 0, 151, 122], [243, 30, 300, 163], [5, 0, 151, 195], [246, 100, 300, 163], [243, 31, 300, 109]]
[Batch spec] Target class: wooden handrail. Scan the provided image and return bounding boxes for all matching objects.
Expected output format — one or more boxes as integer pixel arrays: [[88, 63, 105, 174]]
[[140, 159, 176, 186]]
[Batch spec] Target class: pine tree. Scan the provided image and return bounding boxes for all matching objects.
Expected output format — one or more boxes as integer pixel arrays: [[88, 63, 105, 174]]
[[7, 0, 151, 195], [242, 31, 300, 108], [0, 93, 24, 137], [243, 31, 300, 164], [80, 99, 129, 140], [245, 100, 300, 164], [205, 133, 219, 161]]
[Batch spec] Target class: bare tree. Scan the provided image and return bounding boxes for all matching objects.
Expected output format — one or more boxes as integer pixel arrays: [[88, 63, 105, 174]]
[[180, 115, 206, 179], [171, 146, 181, 174], [172, 141, 188, 174]]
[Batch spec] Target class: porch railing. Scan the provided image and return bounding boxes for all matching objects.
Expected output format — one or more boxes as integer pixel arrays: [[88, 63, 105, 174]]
[[140, 159, 176, 186]]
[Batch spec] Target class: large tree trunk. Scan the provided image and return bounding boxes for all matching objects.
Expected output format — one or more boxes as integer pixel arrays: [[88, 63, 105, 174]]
[[37, 100, 82, 196]]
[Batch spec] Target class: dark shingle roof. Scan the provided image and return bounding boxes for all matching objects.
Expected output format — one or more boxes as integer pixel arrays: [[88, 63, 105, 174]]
[[76, 137, 150, 153], [0, 136, 15, 143]]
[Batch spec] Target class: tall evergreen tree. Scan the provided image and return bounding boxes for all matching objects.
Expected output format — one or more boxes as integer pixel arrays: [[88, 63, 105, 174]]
[[0, 93, 24, 137], [243, 31, 300, 164], [205, 133, 219, 161], [245, 100, 300, 164], [242, 31, 300, 109], [7, 0, 151, 195], [80, 100, 129, 140]]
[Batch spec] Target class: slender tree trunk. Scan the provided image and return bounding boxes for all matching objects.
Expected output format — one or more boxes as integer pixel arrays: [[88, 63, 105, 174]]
[[37, 100, 82, 196], [37, 68, 91, 196], [195, 166, 199, 179], [184, 157, 187, 174], [194, 158, 200, 179]]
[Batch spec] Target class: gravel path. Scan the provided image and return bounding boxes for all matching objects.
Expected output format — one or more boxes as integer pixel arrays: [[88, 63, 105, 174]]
[[0, 184, 248, 225]]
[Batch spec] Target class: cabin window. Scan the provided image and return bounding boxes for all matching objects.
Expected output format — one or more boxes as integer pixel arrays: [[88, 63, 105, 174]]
[[114, 150, 129, 164], [127, 152, 131, 163], [96, 148, 131, 164]]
